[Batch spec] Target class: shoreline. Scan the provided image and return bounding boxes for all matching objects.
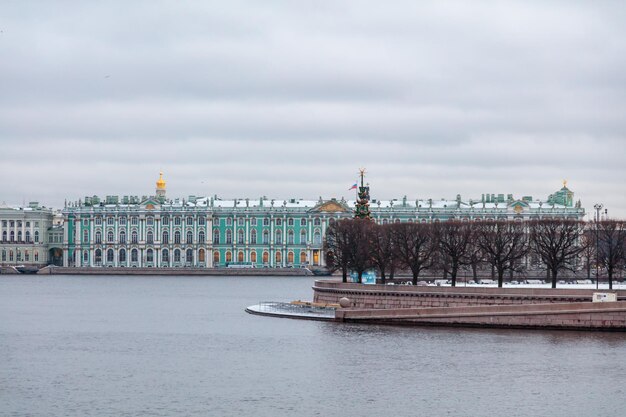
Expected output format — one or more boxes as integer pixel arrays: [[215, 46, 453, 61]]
[[33, 266, 314, 276], [313, 280, 626, 331]]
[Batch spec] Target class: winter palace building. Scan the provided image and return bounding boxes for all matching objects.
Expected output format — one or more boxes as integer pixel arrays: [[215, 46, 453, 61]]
[[52, 173, 585, 269]]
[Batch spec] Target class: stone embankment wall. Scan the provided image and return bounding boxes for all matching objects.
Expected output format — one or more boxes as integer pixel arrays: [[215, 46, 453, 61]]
[[314, 280, 626, 331], [335, 301, 626, 330], [313, 280, 626, 308], [38, 266, 312, 276]]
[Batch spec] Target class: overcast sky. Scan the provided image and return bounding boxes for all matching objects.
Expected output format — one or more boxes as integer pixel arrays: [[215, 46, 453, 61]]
[[1, 1, 625, 219]]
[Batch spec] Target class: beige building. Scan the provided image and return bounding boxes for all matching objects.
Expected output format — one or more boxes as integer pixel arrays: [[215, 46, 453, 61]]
[[0, 202, 61, 267]]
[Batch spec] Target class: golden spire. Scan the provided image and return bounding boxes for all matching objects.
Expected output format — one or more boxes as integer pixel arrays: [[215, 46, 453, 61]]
[[358, 168, 366, 187], [563, 179, 567, 188], [156, 172, 166, 190]]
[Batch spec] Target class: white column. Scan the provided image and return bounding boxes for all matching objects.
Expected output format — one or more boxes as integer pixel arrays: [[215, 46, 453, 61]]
[[207, 217, 213, 268], [245, 217, 249, 263], [62, 217, 69, 266], [270, 215, 274, 267]]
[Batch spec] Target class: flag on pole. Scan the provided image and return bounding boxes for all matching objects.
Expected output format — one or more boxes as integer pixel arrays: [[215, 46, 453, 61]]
[[349, 183, 357, 190]]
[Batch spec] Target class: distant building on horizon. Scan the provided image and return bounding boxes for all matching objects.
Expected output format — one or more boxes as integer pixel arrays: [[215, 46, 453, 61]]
[[54, 173, 585, 269], [0, 202, 63, 268]]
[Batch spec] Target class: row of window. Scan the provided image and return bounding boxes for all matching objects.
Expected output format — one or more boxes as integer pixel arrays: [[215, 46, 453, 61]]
[[1, 230, 40, 243], [1, 249, 40, 262], [374, 217, 539, 224], [86, 216, 323, 227], [1, 220, 40, 228], [214, 229, 322, 245], [80, 216, 568, 239], [216, 217, 317, 227], [80, 248, 571, 268], [91, 216, 208, 227], [215, 250, 307, 265], [48, 234, 63, 243], [84, 214, 577, 229], [88, 230, 208, 244], [81, 229, 324, 245], [84, 248, 308, 265], [91, 248, 203, 264]]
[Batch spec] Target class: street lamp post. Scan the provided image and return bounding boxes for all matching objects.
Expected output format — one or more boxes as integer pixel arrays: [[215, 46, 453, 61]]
[[594, 203, 603, 290]]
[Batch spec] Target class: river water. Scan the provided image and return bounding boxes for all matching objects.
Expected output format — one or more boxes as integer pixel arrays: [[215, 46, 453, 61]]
[[1, 275, 625, 417]]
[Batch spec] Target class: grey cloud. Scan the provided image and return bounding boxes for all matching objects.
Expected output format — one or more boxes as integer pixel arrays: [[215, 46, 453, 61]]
[[0, 1, 625, 218]]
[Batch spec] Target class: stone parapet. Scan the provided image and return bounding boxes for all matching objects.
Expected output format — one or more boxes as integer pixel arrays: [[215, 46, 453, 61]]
[[335, 301, 626, 331], [315, 281, 626, 331], [313, 280, 626, 309]]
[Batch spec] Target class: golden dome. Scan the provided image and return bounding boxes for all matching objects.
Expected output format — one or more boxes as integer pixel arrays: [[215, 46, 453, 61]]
[[156, 172, 166, 190]]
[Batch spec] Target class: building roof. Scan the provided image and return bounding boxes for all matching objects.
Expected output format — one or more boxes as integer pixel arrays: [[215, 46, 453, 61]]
[[65, 183, 581, 214]]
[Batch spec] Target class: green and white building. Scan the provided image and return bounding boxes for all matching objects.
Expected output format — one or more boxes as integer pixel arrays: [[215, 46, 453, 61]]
[[60, 174, 585, 268]]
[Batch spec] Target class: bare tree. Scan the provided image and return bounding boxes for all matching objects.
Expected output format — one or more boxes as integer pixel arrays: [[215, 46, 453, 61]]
[[466, 223, 485, 283], [529, 219, 586, 288], [324, 219, 352, 282], [580, 228, 596, 280], [476, 221, 529, 287], [391, 222, 436, 285], [434, 221, 473, 286], [597, 220, 626, 290], [345, 219, 374, 283], [369, 223, 397, 283]]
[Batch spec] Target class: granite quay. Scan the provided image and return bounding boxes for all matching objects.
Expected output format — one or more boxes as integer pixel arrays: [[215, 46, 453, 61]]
[[313, 280, 626, 331]]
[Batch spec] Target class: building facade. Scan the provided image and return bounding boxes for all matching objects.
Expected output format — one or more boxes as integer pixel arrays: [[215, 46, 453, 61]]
[[59, 174, 586, 269], [0, 202, 60, 267]]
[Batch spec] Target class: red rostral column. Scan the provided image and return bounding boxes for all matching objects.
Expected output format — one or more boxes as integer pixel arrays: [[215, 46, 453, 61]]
[[354, 168, 371, 220]]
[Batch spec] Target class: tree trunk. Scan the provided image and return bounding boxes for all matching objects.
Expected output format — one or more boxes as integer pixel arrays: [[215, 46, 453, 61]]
[[551, 269, 557, 289], [497, 269, 504, 288], [450, 264, 458, 287], [379, 268, 386, 285], [358, 270, 363, 284], [472, 264, 477, 282], [412, 270, 418, 286], [608, 268, 613, 290], [342, 267, 347, 283]]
